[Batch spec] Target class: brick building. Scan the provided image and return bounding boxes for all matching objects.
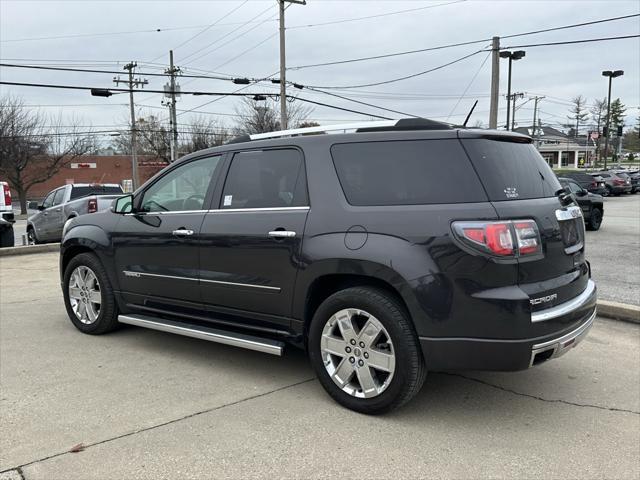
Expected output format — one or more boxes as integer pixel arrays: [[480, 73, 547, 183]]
[[25, 154, 167, 200]]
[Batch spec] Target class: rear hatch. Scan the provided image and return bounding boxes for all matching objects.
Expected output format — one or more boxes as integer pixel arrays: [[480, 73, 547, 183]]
[[460, 134, 590, 320]]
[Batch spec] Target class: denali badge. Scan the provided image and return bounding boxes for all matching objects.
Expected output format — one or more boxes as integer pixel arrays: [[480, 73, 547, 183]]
[[530, 293, 558, 306]]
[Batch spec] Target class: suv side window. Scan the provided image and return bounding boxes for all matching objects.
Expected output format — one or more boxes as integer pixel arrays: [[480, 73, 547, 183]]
[[567, 181, 582, 194], [41, 191, 56, 209], [53, 188, 66, 206], [140, 156, 221, 213], [221, 149, 306, 209]]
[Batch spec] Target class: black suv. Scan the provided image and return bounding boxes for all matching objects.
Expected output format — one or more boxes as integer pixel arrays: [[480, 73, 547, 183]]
[[558, 177, 604, 231], [60, 119, 597, 414]]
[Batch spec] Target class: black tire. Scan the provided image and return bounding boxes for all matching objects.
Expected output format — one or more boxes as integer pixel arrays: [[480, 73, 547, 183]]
[[587, 207, 603, 231], [26, 226, 40, 245], [308, 287, 426, 414], [0, 226, 14, 247], [63, 252, 119, 334]]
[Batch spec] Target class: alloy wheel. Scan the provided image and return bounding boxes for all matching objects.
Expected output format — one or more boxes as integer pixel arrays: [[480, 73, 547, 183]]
[[68, 266, 102, 324], [320, 308, 396, 398]]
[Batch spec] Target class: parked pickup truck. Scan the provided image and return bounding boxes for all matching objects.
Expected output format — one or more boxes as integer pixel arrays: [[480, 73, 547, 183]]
[[27, 183, 123, 244], [0, 181, 15, 247]]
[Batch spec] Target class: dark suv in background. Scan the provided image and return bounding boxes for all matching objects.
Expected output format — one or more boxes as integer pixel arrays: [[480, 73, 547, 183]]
[[59, 119, 597, 414], [592, 171, 632, 195], [560, 171, 608, 196]]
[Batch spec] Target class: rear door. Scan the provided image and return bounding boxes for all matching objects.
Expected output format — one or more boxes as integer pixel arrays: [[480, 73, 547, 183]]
[[199, 148, 308, 324], [461, 137, 589, 310], [49, 186, 68, 240]]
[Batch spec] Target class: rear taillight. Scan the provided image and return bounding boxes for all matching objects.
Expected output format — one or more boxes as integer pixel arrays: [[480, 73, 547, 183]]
[[452, 220, 541, 258], [87, 198, 98, 213], [613, 179, 625, 185], [2, 184, 11, 207], [590, 181, 596, 188]]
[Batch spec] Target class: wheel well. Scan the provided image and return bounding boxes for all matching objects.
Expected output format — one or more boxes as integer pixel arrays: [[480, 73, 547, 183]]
[[61, 245, 94, 275], [304, 274, 409, 338]]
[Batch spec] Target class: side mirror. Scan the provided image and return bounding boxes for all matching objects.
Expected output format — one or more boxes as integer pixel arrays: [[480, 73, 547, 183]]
[[37, 204, 46, 211], [28, 201, 39, 210], [577, 189, 588, 196], [113, 194, 134, 214]]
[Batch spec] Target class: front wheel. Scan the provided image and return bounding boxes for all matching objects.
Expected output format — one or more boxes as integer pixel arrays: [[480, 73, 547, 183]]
[[308, 287, 426, 414], [63, 252, 119, 334]]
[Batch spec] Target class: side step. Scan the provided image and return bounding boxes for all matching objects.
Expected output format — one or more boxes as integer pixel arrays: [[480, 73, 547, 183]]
[[118, 314, 284, 356]]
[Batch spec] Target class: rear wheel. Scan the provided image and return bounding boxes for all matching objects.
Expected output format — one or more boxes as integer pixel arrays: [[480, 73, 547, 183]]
[[63, 252, 119, 334], [27, 226, 40, 245], [308, 287, 426, 414], [587, 207, 603, 231], [0, 226, 14, 247]]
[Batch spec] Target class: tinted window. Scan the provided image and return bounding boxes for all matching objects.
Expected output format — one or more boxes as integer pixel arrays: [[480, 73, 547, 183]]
[[566, 181, 582, 194], [221, 149, 306, 209], [52, 188, 66, 206], [462, 139, 561, 201], [331, 139, 486, 206], [41, 191, 56, 209], [141, 156, 221, 212], [70, 185, 123, 200]]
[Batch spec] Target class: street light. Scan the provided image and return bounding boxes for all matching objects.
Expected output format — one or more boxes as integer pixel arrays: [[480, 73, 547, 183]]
[[499, 50, 526, 130], [601, 70, 624, 169]]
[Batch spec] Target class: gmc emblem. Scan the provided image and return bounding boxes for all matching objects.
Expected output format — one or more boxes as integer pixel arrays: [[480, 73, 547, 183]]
[[530, 293, 558, 306]]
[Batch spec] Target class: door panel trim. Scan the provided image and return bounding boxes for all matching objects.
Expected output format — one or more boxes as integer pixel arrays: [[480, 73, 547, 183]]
[[123, 270, 281, 291], [207, 206, 310, 214]]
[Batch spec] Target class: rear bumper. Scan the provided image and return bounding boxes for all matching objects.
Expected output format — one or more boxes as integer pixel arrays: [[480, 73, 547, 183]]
[[420, 280, 597, 371]]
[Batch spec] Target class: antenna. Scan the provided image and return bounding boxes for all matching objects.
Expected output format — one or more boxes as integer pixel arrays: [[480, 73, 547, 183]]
[[462, 100, 478, 127]]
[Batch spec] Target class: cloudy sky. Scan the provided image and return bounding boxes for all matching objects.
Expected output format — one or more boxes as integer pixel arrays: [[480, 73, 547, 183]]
[[1, 0, 638, 140]]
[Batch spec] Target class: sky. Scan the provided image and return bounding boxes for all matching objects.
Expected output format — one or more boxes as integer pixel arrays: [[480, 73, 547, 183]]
[[1, 0, 639, 142]]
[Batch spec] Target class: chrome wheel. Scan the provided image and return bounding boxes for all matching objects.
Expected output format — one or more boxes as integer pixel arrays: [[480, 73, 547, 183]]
[[68, 266, 102, 324], [321, 308, 396, 399]]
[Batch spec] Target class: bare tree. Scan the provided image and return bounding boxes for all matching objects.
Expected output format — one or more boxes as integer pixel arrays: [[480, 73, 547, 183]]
[[181, 116, 230, 154], [567, 95, 589, 138], [0, 96, 96, 213], [233, 98, 313, 135], [589, 98, 607, 162], [110, 114, 171, 163]]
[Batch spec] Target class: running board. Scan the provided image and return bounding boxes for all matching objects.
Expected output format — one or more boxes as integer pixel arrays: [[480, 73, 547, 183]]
[[118, 314, 284, 356]]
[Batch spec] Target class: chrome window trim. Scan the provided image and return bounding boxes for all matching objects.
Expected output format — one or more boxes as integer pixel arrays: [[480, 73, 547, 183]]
[[207, 206, 310, 214], [122, 270, 281, 291], [124, 209, 208, 216], [531, 279, 596, 323]]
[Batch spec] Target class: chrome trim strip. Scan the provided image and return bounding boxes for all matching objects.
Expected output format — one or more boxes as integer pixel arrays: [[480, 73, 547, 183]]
[[531, 279, 596, 323], [200, 278, 281, 291], [118, 314, 284, 356], [122, 270, 280, 291], [125, 209, 208, 216], [529, 308, 596, 367], [249, 120, 396, 140], [207, 206, 310, 213]]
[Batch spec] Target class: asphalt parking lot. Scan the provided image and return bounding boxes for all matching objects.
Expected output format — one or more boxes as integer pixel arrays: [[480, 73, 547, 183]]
[[1, 252, 639, 479]]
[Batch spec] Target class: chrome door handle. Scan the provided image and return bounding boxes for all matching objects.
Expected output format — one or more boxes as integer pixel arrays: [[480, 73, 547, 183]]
[[268, 230, 296, 238], [172, 229, 194, 237]]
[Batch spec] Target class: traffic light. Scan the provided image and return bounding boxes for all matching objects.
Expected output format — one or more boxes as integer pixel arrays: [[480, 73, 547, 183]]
[[603, 126, 608, 137], [617, 125, 623, 136]]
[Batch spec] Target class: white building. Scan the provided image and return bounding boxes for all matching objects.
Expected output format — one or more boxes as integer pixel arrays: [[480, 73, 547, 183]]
[[514, 126, 596, 169]]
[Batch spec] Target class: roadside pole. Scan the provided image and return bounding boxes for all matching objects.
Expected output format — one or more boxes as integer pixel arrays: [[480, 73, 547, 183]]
[[488, 36, 500, 129], [166, 50, 180, 163]]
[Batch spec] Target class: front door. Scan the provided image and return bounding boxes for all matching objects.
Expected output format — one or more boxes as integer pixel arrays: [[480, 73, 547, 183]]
[[113, 155, 224, 311], [199, 148, 309, 324]]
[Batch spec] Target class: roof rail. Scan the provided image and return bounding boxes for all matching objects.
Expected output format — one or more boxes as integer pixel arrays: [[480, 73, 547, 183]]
[[249, 120, 396, 141]]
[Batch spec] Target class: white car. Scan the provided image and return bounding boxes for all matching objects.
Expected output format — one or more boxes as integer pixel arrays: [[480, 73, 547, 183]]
[[0, 181, 15, 247]]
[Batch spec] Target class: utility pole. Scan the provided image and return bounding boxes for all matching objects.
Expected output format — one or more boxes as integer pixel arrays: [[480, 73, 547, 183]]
[[531, 95, 544, 147], [509, 92, 524, 130], [488, 36, 500, 129], [278, 0, 306, 131], [114, 62, 147, 189], [165, 50, 181, 163]]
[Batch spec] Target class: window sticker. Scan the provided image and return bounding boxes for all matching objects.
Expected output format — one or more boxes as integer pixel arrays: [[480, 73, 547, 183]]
[[223, 195, 233, 206], [504, 187, 519, 199]]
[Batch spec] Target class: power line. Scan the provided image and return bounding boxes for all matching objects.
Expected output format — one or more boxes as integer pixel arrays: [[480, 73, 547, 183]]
[[502, 33, 640, 49], [302, 87, 422, 118], [287, 1, 466, 29], [299, 50, 484, 89], [145, 0, 250, 64], [447, 51, 491, 120], [288, 13, 640, 70]]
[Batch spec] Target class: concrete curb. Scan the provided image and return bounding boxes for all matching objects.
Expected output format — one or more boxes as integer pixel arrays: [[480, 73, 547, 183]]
[[0, 243, 60, 257], [597, 300, 640, 324]]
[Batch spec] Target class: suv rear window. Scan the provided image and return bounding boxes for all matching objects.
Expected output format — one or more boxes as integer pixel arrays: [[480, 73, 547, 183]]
[[70, 185, 123, 200], [331, 139, 487, 206], [461, 139, 561, 201]]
